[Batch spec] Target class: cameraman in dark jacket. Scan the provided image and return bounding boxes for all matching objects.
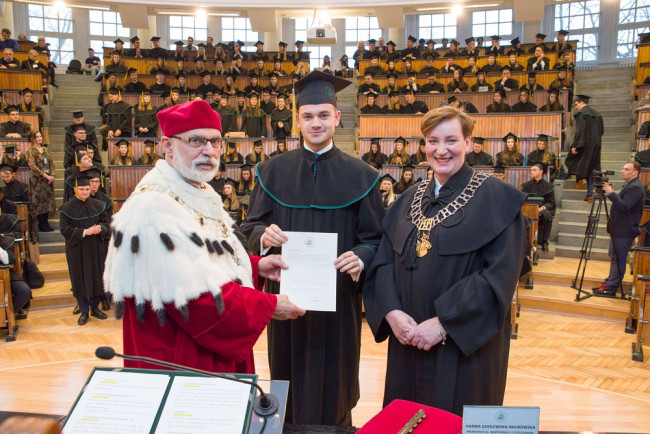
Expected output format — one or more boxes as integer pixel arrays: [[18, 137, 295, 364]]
[[594, 162, 645, 297]]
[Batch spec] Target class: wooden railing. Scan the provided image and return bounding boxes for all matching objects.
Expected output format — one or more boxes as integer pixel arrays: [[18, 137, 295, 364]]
[[0, 89, 43, 106], [106, 137, 299, 161], [0, 70, 43, 91], [357, 70, 567, 90], [12, 51, 48, 65], [113, 74, 293, 91], [359, 136, 560, 164], [359, 112, 563, 143], [357, 89, 569, 119]]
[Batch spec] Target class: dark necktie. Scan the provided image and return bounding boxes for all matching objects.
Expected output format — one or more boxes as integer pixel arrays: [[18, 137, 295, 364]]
[[312, 153, 319, 176]]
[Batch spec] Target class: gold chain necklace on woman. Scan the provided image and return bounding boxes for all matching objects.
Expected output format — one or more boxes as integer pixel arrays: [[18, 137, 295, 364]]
[[410, 171, 490, 257]]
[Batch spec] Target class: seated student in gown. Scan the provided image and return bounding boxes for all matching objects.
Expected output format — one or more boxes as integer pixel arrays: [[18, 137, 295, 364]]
[[388, 137, 411, 165], [410, 139, 429, 166], [520, 163, 556, 251], [362, 138, 388, 166], [393, 164, 416, 195], [379, 173, 398, 210], [526, 134, 557, 179], [496, 132, 525, 167], [363, 105, 527, 416], [109, 139, 138, 166], [465, 137, 492, 166]]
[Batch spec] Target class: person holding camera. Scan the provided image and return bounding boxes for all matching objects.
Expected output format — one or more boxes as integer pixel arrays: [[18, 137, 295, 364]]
[[593, 162, 645, 297]]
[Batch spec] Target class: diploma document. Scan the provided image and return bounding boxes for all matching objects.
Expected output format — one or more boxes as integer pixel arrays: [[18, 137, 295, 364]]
[[280, 231, 338, 311]]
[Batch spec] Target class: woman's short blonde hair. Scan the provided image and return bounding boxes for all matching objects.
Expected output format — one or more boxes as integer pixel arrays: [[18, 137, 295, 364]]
[[28, 49, 38, 56], [420, 106, 475, 139]]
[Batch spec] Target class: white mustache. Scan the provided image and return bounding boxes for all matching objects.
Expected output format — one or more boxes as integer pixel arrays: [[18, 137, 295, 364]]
[[192, 157, 219, 167]]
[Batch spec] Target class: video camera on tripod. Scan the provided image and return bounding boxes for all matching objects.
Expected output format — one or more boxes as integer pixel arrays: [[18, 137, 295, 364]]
[[592, 170, 615, 189]]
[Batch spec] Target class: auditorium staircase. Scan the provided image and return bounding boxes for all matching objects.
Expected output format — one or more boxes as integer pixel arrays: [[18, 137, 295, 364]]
[[30, 73, 103, 309], [333, 78, 358, 156], [553, 66, 636, 261]]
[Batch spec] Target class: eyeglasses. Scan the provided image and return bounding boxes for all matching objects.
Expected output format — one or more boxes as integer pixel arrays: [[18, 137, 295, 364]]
[[171, 136, 222, 149]]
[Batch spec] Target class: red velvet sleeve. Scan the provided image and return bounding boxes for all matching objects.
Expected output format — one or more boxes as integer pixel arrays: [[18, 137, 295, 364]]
[[164, 255, 277, 362]]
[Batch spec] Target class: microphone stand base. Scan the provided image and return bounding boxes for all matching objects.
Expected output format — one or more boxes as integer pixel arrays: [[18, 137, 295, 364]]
[[253, 394, 280, 417]]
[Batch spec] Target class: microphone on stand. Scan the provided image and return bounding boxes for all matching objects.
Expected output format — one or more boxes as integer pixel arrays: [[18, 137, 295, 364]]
[[95, 346, 279, 417]]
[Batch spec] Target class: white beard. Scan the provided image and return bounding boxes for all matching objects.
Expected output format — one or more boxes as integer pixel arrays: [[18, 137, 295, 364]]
[[172, 144, 219, 183]]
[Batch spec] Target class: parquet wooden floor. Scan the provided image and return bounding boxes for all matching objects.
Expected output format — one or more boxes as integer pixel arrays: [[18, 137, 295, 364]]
[[2, 307, 650, 431]]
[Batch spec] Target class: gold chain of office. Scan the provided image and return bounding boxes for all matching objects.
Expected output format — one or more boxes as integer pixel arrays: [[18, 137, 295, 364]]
[[410, 171, 490, 257]]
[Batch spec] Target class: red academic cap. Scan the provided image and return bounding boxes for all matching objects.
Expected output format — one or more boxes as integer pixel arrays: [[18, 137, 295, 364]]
[[157, 100, 222, 136], [358, 399, 462, 434]]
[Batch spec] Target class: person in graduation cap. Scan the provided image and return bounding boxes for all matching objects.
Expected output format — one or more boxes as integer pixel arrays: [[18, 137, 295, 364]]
[[0, 229, 32, 317], [0, 106, 30, 138], [195, 71, 219, 96], [496, 132, 525, 166], [393, 164, 416, 194], [360, 90, 383, 114], [1, 144, 26, 168], [26, 130, 55, 233], [528, 33, 549, 54], [105, 99, 304, 371], [363, 53, 386, 77], [402, 35, 420, 59], [97, 71, 123, 107], [60, 172, 111, 325], [383, 90, 404, 114], [422, 72, 445, 94], [240, 70, 384, 425], [270, 93, 292, 139], [410, 138, 429, 165], [402, 71, 422, 94], [291, 58, 308, 80], [149, 56, 171, 75], [388, 137, 412, 165], [0, 161, 28, 203], [270, 137, 287, 157], [124, 68, 147, 94], [138, 140, 161, 166], [382, 40, 401, 62], [99, 88, 132, 143], [565, 94, 604, 201], [127, 36, 143, 58], [18, 88, 44, 130], [237, 163, 255, 196], [0, 179, 17, 215], [362, 138, 388, 166], [64, 110, 98, 150], [171, 41, 184, 61], [380, 173, 398, 209], [251, 40, 268, 61], [552, 30, 571, 53], [64, 124, 101, 169], [520, 72, 544, 92], [363, 38, 380, 59], [526, 134, 557, 179], [275, 41, 289, 62], [222, 73, 237, 96], [494, 65, 519, 92], [215, 93, 237, 133], [292, 40, 310, 61], [505, 50, 525, 72], [363, 105, 527, 417], [465, 136, 493, 166], [509, 37, 525, 56], [245, 140, 269, 165], [148, 36, 167, 59], [222, 177, 242, 225], [134, 90, 159, 137], [486, 35, 504, 56], [220, 140, 245, 164], [149, 70, 172, 96], [63, 150, 94, 203], [554, 49, 576, 71], [109, 139, 138, 166], [461, 37, 477, 57], [521, 163, 556, 251], [207, 162, 226, 197]]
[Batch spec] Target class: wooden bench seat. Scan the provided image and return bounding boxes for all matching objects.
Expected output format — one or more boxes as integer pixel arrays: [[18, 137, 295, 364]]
[[114, 74, 293, 91]]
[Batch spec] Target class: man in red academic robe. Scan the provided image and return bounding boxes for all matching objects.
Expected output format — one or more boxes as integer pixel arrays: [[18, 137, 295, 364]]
[[104, 100, 305, 373]]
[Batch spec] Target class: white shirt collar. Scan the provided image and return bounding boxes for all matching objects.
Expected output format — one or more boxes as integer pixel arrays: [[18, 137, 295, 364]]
[[304, 140, 334, 156]]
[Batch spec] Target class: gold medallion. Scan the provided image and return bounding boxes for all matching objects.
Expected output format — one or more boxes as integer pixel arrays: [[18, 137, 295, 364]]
[[416, 231, 432, 257]]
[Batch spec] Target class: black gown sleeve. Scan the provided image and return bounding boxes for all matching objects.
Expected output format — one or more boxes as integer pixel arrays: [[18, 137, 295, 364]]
[[434, 213, 527, 357]]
